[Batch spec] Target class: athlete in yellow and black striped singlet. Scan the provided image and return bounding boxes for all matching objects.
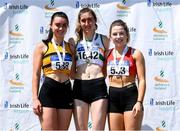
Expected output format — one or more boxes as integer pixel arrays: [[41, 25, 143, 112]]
[[42, 41, 72, 76]]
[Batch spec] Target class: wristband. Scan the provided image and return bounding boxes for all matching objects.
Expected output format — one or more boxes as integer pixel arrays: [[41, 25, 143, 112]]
[[137, 101, 143, 104]]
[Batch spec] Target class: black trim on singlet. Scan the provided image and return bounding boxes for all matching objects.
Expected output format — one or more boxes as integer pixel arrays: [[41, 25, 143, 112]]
[[42, 63, 51, 69], [42, 41, 49, 55], [131, 47, 135, 55], [100, 34, 106, 50], [43, 52, 57, 59], [43, 52, 72, 60], [94, 33, 98, 40], [127, 47, 132, 56], [43, 41, 71, 58]]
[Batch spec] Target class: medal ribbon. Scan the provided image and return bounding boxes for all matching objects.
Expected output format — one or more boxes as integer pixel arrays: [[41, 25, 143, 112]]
[[82, 33, 96, 57], [113, 45, 129, 65], [52, 39, 66, 64]]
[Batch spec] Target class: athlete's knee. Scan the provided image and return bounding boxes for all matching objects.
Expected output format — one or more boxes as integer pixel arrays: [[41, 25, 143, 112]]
[[92, 123, 105, 130], [75, 122, 88, 130]]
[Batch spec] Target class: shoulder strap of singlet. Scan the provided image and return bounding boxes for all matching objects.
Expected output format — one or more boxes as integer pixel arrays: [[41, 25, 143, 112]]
[[130, 47, 135, 55], [99, 34, 106, 49], [106, 48, 114, 58], [42, 41, 49, 58]]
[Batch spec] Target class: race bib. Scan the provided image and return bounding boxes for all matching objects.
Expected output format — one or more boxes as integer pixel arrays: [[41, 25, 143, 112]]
[[51, 61, 71, 70], [108, 65, 129, 76], [50, 55, 72, 70], [77, 50, 99, 60]]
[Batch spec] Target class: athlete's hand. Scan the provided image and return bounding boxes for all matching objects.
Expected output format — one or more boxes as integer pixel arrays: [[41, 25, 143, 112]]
[[132, 102, 143, 117], [33, 98, 42, 116]]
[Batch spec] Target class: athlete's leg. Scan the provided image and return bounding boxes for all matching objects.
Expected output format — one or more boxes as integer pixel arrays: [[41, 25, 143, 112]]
[[108, 113, 124, 131], [91, 99, 108, 130], [73, 99, 89, 130], [124, 110, 143, 130], [57, 109, 72, 130], [39, 107, 58, 130]]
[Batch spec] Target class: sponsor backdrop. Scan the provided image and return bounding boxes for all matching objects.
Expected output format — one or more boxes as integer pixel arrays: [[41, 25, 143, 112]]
[[0, 0, 180, 130]]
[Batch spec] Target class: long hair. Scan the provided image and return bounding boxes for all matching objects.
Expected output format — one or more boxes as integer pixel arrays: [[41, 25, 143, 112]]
[[75, 8, 97, 42], [109, 19, 130, 43], [42, 12, 69, 45]]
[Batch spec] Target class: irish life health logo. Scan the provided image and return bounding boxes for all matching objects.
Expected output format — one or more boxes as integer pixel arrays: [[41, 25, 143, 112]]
[[75, 1, 100, 8], [148, 48, 174, 61], [4, 3, 29, 14], [4, 101, 30, 109], [147, 1, 172, 8], [10, 53, 29, 64], [150, 98, 176, 113]]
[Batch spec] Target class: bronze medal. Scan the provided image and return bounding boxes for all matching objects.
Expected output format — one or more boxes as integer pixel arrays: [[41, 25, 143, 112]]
[[116, 75, 122, 79]]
